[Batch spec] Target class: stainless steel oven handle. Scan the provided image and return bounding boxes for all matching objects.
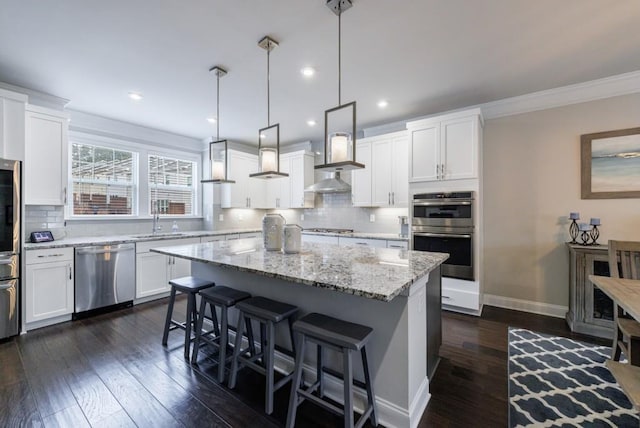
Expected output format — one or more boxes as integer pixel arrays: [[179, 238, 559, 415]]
[[413, 232, 472, 239], [0, 283, 14, 290], [0, 258, 14, 265], [412, 201, 472, 206]]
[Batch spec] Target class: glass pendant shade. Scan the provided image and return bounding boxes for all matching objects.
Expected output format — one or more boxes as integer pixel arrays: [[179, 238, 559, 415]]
[[250, 123, 287, 179], [317, 101, 363, 172], [202, 139, 234, 183]]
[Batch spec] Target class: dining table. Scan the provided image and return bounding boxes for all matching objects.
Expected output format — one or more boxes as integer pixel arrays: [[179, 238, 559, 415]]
[[589, 274, 640, 409]]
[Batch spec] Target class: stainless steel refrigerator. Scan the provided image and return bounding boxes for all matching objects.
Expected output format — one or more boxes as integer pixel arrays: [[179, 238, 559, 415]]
[[0, 159, 20, 339]]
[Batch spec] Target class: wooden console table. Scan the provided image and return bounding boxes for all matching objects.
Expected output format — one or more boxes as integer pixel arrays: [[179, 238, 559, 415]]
[[566, 244, 613, 339]]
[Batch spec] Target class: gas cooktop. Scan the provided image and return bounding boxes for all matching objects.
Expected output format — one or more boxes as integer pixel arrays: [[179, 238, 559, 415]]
[[303, 228, 354, 234]]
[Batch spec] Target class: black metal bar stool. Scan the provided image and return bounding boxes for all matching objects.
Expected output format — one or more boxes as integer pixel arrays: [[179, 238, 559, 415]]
[[191, 285, 252, 383], [228, 296, 298, 415], [286, 313, 377, 428], [161, 276, 215, 359]]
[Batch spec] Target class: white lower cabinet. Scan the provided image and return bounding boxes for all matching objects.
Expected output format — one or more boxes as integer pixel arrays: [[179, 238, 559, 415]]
[[387, 241, 409, 250], [201, 235, 226, 243], [338, 237, 387, 248], [302, 234, 340, 245], [441, 277, 481, 313], [25, 248, 74, 324], [135, 237, 200, 299]]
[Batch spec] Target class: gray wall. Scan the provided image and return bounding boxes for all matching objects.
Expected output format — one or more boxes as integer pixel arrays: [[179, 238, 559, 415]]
[[482, 92, 640, 306]]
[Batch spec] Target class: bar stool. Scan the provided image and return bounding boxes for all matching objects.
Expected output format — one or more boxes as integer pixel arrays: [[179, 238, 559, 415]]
[[228, 296, 298, 415], [286, 313, 377, 428], [161, 276, 215, 359], [191, 285, 252, 382]]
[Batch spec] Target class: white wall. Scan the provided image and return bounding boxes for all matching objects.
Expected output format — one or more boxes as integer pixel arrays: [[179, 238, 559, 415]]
[[483, 93, 640, 306]]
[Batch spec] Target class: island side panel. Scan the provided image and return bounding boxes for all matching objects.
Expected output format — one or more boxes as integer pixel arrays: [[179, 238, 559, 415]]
[[427, 265, 442, 380], [192, 261, 420, 427]]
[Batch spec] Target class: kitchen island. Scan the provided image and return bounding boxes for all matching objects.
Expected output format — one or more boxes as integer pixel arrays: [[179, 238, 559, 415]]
[[152, 238, 448, 428]]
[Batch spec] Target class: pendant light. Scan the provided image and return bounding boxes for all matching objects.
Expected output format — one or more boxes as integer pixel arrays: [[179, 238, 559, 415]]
[[201, 66, 235, 184], [250, 36, 288, 179], [316, 0, 363, 172]]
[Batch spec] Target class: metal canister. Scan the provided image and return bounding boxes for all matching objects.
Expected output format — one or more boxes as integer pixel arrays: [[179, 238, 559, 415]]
[[262, 213, 285, 251], [283, 224, 302, 254]]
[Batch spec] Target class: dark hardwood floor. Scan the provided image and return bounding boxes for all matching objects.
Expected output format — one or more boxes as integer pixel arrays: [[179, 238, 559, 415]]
[[0, 299, 607, 428]]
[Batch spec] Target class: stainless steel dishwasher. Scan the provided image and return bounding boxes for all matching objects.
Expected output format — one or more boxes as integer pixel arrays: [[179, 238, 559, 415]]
[[74, 243, 135, 316]]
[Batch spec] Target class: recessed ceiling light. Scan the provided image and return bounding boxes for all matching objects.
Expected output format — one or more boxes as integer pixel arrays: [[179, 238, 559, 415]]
[[301, 67, 315, 77], [128, 92, 143, 101], [307, 120, 317, 127], [377, 100, 388, 108], [206, 117, 217, 124]]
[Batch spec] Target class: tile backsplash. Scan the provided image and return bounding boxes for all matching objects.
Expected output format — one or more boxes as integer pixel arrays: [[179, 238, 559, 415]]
[[273, 192, 408, 234], [25, 205, 204, 239], [26, 193, 408, 240]]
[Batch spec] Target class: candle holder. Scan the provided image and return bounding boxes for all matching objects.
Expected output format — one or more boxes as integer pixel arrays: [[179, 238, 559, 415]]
[[580, 229, 591, 245], [589, 224, 600, 245], [569, 219, 579, 244]]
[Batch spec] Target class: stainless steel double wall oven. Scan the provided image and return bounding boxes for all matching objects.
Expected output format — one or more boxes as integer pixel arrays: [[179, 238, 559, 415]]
[[412, 192, 474, 281], [0, 159, 20, 339]]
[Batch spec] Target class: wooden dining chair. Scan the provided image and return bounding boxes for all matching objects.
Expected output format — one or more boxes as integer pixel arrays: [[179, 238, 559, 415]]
[[609, 240, 640, 364]]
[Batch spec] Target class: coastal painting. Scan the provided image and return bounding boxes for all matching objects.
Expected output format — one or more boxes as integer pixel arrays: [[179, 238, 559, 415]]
[[581, 127, 640, 199]]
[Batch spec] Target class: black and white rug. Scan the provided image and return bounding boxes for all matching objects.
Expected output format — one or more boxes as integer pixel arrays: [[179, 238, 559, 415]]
[[509, 328, 640, 427]]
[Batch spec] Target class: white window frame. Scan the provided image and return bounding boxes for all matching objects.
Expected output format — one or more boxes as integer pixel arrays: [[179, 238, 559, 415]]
[[147, 153, 198, 217], [68, 137, 139, 219], [66, 131, 202, 220]]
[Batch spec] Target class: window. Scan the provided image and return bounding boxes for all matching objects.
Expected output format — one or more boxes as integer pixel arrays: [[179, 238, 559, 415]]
[[71, 143, 136, 216], [148, 155, 196, 216]]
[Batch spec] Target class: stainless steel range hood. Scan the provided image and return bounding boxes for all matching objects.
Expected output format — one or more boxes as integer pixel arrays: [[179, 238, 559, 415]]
[[304, 171, 351, 193]]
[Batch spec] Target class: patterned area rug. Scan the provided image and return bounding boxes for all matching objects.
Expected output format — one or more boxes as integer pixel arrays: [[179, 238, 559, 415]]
[[509, 328, 640, 427]]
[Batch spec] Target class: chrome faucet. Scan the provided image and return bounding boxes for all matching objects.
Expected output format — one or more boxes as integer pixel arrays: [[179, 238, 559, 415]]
[[152, 200, 162, 234]]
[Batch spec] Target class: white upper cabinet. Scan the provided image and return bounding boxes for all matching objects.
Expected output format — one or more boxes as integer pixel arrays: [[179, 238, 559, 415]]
[[221, 150, 264, 208], [265, 154, 290, 209], [351, 142, 372, 206], [407, 108, 482, 183], [264, 150, 314, 209], [287, 151, 315, 209], [353, 131, 408, 207], [0, 88, 27, 162], [25, 105, 69, 205]]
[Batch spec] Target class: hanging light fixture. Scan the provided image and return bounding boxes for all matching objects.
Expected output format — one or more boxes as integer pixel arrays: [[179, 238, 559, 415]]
[[250, 36, 288, 179], [316, 0, 363, 172], [201, 66, 235, 184]]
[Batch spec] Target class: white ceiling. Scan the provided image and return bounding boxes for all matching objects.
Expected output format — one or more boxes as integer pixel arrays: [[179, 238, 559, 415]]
[[1, 0, 639, 145]]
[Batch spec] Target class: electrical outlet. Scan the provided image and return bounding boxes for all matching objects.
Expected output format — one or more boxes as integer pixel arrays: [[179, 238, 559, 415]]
[[238, 212, 244, 221], [300, 214, 305, 221], [369, 214, 375, 222], [218, 214, 224, 222]]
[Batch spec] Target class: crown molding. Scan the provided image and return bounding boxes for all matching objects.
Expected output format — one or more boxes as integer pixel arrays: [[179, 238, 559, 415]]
[[480, 70, 640, 119], [0, 81, 69, 110]]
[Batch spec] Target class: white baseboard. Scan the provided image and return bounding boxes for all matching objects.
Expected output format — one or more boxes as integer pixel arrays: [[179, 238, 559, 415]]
[[483, 294, 567, 318]]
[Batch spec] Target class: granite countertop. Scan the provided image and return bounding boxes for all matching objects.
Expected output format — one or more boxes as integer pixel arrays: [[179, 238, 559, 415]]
[[23, 229, 262, 250], [302, 231, 409, 242], [151, 239, 448, 302]]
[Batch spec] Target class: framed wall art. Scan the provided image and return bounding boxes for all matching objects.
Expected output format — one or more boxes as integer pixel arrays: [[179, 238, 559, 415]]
[[581, 127, 640, 199]]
